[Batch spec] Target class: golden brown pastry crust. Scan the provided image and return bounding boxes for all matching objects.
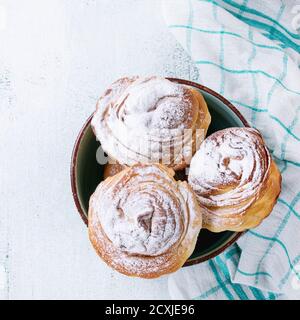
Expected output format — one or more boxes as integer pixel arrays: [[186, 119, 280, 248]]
[[91, 77, 211, 171], [103, 162, 127, 180], [89, 163, 202, 278], [103, 163, 189, 181], [188, 127, 281, 232]]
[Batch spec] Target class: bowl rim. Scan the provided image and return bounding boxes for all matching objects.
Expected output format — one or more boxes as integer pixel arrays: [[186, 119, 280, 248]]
[[70, 78, 249, 265]]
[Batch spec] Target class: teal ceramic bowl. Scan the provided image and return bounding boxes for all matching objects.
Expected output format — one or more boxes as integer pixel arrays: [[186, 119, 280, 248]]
[[71, 78, 249, 266]]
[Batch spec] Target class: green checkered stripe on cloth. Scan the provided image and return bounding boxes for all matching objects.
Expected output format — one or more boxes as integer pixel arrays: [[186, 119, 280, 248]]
[[163, 0, 300, 300]]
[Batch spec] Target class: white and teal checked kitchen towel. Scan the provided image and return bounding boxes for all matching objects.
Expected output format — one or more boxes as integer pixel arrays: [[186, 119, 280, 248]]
[[162, 0, 300, 300]]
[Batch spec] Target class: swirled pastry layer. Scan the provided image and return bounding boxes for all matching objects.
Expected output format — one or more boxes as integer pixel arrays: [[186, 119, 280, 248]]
[[91, 76, 211, 170], [188, 127, 281, 232], [89, 163, 202, 278]]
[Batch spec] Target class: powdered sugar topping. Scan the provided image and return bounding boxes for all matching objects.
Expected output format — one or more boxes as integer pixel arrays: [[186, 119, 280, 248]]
[[90, 164, 201, 257], [91, 76, 208, 168], [189, 127, 271, 210]]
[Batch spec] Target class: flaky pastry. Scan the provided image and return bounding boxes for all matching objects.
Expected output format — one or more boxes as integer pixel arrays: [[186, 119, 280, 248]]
[[89, 163, 202, 278], [188, 127, 281, 232], [91, 76, 211, 170]]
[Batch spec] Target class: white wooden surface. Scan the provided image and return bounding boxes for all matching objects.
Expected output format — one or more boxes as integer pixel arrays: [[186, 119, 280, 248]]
[[0, 0, 197, 299]]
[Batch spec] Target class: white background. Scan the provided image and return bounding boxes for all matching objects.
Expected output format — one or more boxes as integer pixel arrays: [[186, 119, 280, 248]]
[[0, 0, 196, 299]]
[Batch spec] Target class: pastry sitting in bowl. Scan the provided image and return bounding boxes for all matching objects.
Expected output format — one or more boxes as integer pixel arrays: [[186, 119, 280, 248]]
[[89, 163, 203, 278], [103, 160, 188, 181], [91, 76, 211, 171], [103, 161, 126, 180], [188, 127, 281, 232]]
